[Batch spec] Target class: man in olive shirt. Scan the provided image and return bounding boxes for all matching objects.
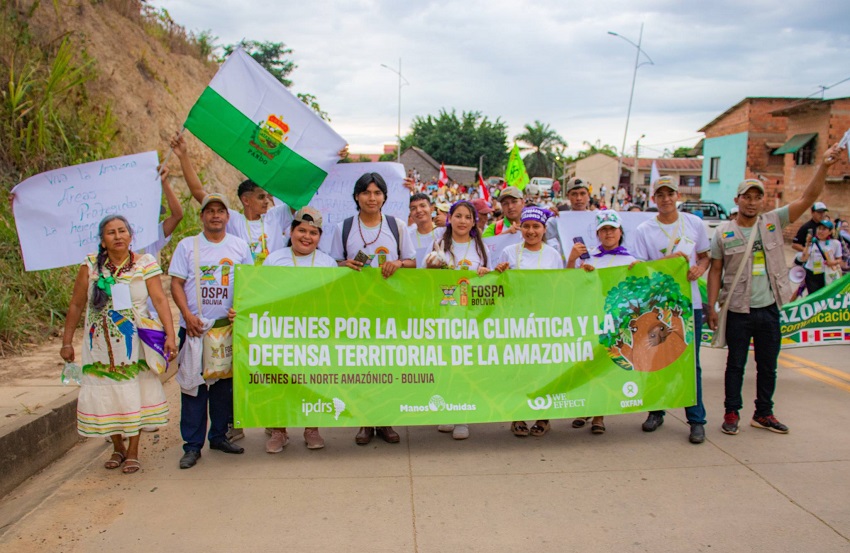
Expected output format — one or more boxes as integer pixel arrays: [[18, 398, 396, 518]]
[[707, 144, 843, 436]]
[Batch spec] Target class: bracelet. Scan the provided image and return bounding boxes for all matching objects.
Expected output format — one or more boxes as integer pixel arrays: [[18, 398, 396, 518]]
[[61, 344, 73, 348]]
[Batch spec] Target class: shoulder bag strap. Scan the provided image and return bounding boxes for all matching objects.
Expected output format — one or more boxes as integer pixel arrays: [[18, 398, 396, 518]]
[[385, 215, 401, 258], [341, 217, 354, 260], [719, 217, 760, 317], [194, 235, 202, 319]]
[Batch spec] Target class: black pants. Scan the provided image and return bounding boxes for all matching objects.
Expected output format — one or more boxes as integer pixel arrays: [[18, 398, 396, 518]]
[[723, 304, 781, 418], [804, 269, 825, 294]]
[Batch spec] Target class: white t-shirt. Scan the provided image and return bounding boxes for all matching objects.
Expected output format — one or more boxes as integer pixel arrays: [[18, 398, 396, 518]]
[[633, 213, 710, 309], [226, 205, 292, 264], [581, 246, 638, 269], [497, 243, 563, 270], [139, 223, 170, 320], [264, 247, 338, 268], [168, 233, 252, 327], [330, 214, 416, 267], [433, 237, 487, 271], [411, 226, 445, 268], [805, 240, 842, 274]]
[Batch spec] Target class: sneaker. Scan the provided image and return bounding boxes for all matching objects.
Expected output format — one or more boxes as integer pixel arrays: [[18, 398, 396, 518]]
[[751, 415, 789, 434], [266, 428, 289, 453], [641, 413, 664, 432], [437, 425, 455, 433], [721, 412, 739, 435], [304, 428, 325, 450], [452, 424, 469, 440], [226, 425, 245, 442]]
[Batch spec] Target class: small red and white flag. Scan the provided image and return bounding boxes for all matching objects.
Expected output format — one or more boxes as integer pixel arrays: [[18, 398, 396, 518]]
[[478, 174, 490, 202], [438, 163, 449, 187]]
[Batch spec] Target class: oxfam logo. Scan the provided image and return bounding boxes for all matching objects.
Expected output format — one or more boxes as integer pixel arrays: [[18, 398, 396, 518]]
[[622, 382, 639, 398], [428, 395, 447, 411]]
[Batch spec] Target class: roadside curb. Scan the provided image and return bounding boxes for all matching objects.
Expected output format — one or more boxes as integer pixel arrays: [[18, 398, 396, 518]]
[[0, 390, 80, 498]]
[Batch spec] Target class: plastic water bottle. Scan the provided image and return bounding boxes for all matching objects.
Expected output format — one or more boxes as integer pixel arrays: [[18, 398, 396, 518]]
[[61, 362, 82, 385]]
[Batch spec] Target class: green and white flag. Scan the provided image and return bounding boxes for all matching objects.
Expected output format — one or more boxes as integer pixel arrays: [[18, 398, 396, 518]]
[[505, 143, 529, 190], [184, 48, 347, 209]]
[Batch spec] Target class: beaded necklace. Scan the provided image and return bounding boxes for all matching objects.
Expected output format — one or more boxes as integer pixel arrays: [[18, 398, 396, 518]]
[[358, 214, 383, 248], [104, 252, 134, 278]]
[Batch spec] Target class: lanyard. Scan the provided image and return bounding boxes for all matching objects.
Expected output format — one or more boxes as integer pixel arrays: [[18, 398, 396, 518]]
[[416, 228, 435, 248], [516, 244, 542, 269], [245, 217, 268, 258], [452, 240, 473, 269], [291, 250, 316, 267], [656, 216, 685, 253]]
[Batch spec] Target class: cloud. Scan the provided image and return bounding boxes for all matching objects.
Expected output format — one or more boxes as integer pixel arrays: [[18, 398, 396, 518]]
[[158, 0, 850, 155]]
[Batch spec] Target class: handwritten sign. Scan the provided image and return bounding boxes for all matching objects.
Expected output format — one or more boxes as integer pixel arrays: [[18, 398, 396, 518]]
[[310, 162, 409, 252], [11, 152, 161, 271]]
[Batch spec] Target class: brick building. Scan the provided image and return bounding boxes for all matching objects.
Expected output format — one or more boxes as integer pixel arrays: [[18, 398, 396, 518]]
[[699, 97, 799, 212], [698, 96, 850, 238], [770, 97, 850, 239], [399, 146, 477, 184]]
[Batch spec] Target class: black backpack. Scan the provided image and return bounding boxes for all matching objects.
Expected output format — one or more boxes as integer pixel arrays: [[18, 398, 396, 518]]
[[341, 215, 401, 260]]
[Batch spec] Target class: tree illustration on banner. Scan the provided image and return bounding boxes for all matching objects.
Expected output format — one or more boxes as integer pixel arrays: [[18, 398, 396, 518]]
[[600, 272, 692, 372]]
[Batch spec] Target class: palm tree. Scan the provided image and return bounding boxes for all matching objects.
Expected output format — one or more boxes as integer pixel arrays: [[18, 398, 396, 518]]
[[576, 139, 618, 160], [515, 121, 567, 177]]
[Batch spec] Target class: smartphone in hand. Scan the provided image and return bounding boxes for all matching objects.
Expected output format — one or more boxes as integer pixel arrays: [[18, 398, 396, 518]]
[[573, 237, 590, 260]]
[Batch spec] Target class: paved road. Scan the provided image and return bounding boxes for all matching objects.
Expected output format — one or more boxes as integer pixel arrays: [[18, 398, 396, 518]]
[[1, 345, 849, 553]]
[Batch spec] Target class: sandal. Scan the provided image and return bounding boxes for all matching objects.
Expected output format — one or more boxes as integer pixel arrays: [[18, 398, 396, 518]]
[[571, 417, 590, 429], [122, 458, 141, 474], [530, 420, 551, 437], [511, 421, 530, 437], [591, 423, 606, 435], [104, 451, 125, 470]]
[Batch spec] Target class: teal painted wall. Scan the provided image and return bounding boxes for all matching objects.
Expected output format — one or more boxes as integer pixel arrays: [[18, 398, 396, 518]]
[[701, 132, 748, 212]]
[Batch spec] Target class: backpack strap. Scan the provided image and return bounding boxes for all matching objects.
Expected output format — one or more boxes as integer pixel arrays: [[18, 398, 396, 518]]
[[341, 216, 354, 260], [385, 215, 401, 259]]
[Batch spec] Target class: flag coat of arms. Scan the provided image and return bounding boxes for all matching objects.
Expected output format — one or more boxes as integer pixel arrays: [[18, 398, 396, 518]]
[[184, 48, 347, 209]]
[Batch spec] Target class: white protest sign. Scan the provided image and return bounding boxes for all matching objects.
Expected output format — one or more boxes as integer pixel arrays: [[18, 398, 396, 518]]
[[12, 152, 162, 271], [483, 231, 523, 269], [555, 211, 654, 265], [310, 162, 409, 252]]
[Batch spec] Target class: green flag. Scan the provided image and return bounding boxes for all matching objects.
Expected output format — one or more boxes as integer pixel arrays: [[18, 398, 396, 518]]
[[505, 144, 530, 190]]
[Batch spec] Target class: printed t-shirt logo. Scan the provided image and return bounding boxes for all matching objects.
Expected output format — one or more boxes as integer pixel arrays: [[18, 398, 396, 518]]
[[375, 246, 390, 267]]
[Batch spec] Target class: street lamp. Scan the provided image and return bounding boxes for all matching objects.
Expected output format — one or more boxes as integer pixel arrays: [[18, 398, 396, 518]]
[[380, 59, 409, 161], [608, 24, 654, 200]]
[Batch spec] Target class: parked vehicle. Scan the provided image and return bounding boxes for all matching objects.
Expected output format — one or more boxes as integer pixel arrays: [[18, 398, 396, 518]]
[[678, 200, 729, 239], [529, 177, 554, 195]]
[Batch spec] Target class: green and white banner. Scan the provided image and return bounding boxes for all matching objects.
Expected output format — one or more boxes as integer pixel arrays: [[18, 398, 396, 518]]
[[233, 259, 697, 427], [700, 274, 850, 348]]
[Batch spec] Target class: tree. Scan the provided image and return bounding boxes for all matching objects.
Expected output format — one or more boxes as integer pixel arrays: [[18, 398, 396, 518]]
[[222, 40, 329, 121], [575, 139, 618, 161], [672, 146, 698, 158], [401, 109, 508, 175], [378, 153, 396, 162], [514, 120, 567, 178]]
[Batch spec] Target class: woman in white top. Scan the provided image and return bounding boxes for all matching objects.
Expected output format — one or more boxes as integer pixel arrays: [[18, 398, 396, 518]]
[[567, 210, 639, 435], [425, 200, 490, 440], [800, 220, 843, 293], [260, 207, 337, 453], [495, 207, 563, 438]]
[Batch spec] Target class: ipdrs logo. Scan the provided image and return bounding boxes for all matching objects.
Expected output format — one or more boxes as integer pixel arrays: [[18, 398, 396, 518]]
[[302, 398, 346, 420]]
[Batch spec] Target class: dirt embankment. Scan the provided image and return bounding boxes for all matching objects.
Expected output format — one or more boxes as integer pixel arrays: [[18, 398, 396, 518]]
[[2, 1, 240, 368]]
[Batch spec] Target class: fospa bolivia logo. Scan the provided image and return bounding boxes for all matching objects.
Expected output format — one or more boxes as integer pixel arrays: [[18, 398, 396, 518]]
[[439, 278, 504, 307], [600, 273, 692, 373], [250, 114, 290, 160]]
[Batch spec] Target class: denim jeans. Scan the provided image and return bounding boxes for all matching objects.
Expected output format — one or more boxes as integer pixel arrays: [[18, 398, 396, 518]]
[[723, 304, 781, 417], [649, 308, 706, 425], [178, 327, 234, 452]]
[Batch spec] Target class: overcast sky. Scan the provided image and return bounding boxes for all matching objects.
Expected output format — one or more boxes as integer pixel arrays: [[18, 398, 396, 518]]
[[157, 0, 850, 159]]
